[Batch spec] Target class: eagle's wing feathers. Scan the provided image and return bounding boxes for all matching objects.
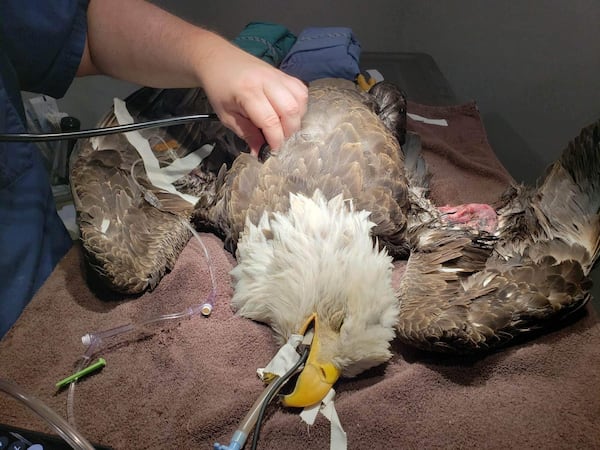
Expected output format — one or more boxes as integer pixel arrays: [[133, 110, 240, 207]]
[[397, 119, 600, 353], [200, 79, 410, 257], [71, 87, 245, 293], [72, 129, 194, 294]]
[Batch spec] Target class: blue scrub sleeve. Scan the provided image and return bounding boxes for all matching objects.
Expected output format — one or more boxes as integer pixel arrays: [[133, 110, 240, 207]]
[[0, 0, 89, 98]]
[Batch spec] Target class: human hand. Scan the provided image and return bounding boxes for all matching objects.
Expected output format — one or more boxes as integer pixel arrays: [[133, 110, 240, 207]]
[[83, 3, 307, 155], [196, 35, 308, 156]]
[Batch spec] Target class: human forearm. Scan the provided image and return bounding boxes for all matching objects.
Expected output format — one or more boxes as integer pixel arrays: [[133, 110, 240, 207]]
[[80, 0, 215, 87], [78, 0, 308, 154]]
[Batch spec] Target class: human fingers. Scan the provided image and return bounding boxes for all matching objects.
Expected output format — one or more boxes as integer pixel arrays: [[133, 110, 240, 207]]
[[218, 111, 266, 157], [238, 91, 286, 151], [264, 77, 308, 140]]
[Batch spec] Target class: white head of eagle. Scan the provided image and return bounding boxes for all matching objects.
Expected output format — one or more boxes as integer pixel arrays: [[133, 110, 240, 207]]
[[230, 189, 399, 406]]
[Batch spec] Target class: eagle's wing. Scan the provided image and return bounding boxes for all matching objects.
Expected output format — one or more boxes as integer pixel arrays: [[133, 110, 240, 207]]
[[397, 119, 600, 353], [71, 87, 244, 293], [397, 228, 591, 352]]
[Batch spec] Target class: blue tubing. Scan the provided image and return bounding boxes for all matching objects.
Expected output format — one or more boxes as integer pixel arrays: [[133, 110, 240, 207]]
[[214, 430, 247, 450]]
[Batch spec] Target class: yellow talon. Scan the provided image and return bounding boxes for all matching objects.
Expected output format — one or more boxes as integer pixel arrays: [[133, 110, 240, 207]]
[[356, 73, 377, 92]]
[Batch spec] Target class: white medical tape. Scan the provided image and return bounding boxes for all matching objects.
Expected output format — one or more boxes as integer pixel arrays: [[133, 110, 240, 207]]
[[320, 390, 347, 450], [257, 334, 303, 380], [256, 334, 348, 450], [407, 112, 448, 126], [159, 144, 214, 184], [300, 389, 347, 450], [258, 333, 347, 450], [365, 69, 385, 83], [112, 98, 203, 205]]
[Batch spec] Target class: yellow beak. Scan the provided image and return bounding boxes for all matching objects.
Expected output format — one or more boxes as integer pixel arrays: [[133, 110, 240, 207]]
[[281, 314, 341, 408]]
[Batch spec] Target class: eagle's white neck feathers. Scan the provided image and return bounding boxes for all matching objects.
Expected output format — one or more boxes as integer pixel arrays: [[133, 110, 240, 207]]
[[231, 191, 399, 377]]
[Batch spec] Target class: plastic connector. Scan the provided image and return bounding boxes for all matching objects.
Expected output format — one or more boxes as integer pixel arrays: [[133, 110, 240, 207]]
[[214, 430, 247, 450]]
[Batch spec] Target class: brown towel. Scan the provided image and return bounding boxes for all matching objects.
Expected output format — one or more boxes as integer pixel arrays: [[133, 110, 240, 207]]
[[0, 102, 598, 450], [408, 101, 514, 205]]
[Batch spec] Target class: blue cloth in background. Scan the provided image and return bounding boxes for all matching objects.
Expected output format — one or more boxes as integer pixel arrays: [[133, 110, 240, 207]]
[[0, 0, 88, 337], [279, 27, 361, 82], [233, 22, 297, 67]]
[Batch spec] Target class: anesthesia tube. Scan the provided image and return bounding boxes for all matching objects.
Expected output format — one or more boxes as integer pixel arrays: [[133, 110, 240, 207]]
[[214, 346, 310, 450]]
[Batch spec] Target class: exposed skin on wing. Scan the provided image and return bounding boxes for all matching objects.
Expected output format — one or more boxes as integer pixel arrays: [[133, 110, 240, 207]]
[[438, 203, 498, 233]]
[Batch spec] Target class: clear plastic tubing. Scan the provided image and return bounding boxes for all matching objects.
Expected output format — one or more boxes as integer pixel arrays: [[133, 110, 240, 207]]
[[0, 378, 95, 450], [81, 216, 218, 348], [68, 219, 218, 425], [80, 299, 215, 348]]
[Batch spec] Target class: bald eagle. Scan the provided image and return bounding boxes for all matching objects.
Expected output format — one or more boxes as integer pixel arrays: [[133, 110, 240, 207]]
[[71, 78, 600, 408]]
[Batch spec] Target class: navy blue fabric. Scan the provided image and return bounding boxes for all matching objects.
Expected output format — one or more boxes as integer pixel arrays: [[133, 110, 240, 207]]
[[0, 0, 88, 337], [279, 27, 361, 82]]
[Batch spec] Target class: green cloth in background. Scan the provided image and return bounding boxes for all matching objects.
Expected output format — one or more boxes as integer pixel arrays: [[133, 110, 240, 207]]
[[233, 22, 296, 67]]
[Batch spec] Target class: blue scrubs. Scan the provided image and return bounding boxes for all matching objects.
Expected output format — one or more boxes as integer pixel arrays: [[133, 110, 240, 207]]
[[0, 0, 88, 337]]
